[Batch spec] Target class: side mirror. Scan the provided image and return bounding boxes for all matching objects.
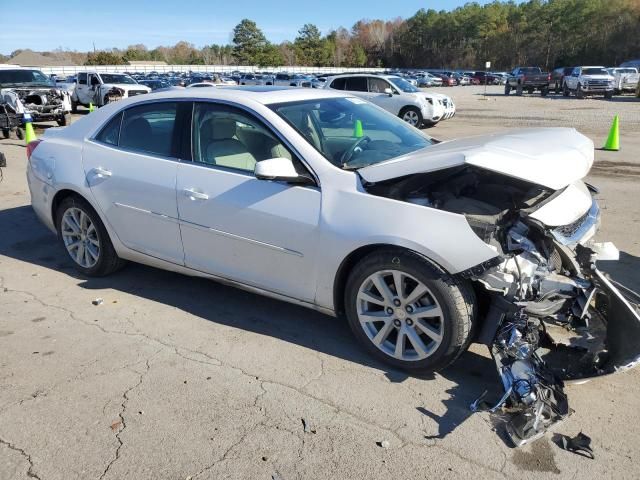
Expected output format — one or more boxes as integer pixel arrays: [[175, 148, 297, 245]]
[[254, 157, 312, 184], [384, 87, 393, 96]]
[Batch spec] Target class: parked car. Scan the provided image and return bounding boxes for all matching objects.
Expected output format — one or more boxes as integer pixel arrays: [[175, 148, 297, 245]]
[[72, 72, 151, 111], [239, 74, 272, 86], [551, 67, 575, 94], [138, 79, 171, 91], [431, 73, 456, 87], [27, 87, 640, 446], [311, 76, 328, 89], [0, 67, 72, 126], [273, 73, 312, 87], [325, 74, 446, 127], [620, 59, 640, 69], [185, 82, 217, 88], [606, 67, 640, 95], [563, 66, 614, 99], [504, 67, 551, 96]]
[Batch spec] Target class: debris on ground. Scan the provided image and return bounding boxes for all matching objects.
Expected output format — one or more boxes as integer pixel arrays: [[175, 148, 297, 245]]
[[376, 440, 390, 449], [301, 418, 316, 434], [92, 298, 103, 306], [554, 432, 595, 459]]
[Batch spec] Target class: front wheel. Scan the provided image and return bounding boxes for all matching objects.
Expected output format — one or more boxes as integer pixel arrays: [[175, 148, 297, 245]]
[[344, 249, 476, 373], [400, 107, 423, 128], [56, 196, 125, 276], [576, 84, 584, 99], [504, 84, 511, 95], [56, 113, 71, 127], [563, 83, 570, 97], [604, 91, 613, 100]]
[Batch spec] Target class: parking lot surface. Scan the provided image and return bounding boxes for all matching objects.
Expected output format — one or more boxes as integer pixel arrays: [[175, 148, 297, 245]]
[[1, 85, 639, 479]]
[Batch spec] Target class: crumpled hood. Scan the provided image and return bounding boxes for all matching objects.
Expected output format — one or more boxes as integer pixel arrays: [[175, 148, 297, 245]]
[[358, 128, 594, 190]]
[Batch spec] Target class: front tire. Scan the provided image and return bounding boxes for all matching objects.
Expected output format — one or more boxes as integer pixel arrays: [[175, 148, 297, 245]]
[[56, 196, 125, 277], [576, 84, 584, 99], [399, 107, 423, 128], [56, 113, 71, 127], [504, 83, 511, 95], [344, 249, 476, 373]]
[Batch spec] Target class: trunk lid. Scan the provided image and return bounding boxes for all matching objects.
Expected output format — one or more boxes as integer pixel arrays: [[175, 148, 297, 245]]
[[358, 128, 594, 190]]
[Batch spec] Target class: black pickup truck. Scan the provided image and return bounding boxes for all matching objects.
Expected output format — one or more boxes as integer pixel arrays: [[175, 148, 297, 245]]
[[504, 67, 551, 96]]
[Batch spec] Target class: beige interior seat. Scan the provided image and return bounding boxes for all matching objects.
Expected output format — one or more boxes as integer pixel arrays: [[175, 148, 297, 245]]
[[201, 117, 257, 171]]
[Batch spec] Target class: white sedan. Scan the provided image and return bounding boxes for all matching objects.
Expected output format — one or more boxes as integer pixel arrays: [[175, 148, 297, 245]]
[[27, 86, 640, 444]]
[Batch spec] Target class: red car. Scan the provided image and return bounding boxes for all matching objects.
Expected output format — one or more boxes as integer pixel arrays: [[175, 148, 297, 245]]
[[432, 73, 457, 86]]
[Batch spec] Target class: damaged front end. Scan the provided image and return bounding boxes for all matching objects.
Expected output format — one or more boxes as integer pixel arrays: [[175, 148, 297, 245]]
[[0, 87, 71, 121], [365, 164, 640, 446]]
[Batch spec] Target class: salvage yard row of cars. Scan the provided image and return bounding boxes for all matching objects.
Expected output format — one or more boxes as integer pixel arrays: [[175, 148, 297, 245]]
[[0, 66, 457, 131]]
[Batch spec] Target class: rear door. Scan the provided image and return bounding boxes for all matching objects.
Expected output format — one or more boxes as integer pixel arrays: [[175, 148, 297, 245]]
[[82, 101, 190, 264], [76, 73, 90, 104]]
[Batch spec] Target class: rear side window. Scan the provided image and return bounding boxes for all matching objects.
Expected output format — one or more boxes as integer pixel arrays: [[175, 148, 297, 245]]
[[95, 112, 122, 146], [120, 102, 178, 157], [78, 73, 87, 85], [329, 77, 346, 90], [345, 77, 367, 92]]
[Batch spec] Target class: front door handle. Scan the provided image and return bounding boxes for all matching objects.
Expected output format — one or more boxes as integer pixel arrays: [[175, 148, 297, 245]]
[[183, 188, 209, 201]]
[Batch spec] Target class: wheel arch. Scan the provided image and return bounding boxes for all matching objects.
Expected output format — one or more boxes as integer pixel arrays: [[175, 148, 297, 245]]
[[51, 188, 102, 228], [332, 243, 449, 316]]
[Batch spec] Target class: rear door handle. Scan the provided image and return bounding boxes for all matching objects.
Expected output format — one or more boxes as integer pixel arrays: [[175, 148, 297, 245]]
[[92, 167, 112, 179], [183, 188, 209, 201]]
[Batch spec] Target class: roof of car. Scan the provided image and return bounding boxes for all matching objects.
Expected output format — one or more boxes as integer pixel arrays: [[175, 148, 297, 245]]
[[133, 85, 349, 105]]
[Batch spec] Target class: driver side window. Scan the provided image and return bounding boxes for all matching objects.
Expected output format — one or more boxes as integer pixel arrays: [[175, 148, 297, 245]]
[[192, 103, 295, 174], [368, 77, 390, 93]]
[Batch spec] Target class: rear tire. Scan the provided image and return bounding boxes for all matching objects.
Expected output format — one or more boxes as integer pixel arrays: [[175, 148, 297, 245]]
[[55, 196, 125, 277], [516, 84, 523, 96], [1, 129, 9, 139], [563, 82, 570, 97], [540, 86, 549, 97], [504, 84, 511, 95], [71, 99, 78, 114], [16, 128, 24, 140], [344, 249, 476, 374], [576, 84, 584, 99]]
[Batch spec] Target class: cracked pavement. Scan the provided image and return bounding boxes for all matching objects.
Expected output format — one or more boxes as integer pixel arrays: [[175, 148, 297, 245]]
[[2, 88, 640, 479]]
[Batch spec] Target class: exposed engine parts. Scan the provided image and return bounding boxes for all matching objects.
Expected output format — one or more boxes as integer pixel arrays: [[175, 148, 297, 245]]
[[365, 166, 640, 446]]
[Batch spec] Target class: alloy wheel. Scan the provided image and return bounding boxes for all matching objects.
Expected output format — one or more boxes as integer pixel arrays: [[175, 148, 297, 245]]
[[402, 110, 420, 126], [61, 207, 100, 268], [356, 269, 444, 361]]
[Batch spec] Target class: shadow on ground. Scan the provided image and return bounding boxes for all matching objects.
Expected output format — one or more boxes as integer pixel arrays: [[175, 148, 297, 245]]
[[10, 204, 640, 442]]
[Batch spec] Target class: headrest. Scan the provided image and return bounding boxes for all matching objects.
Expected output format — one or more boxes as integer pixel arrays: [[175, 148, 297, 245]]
[[125, 117, 152, 138], [202, 117, 237, 141]]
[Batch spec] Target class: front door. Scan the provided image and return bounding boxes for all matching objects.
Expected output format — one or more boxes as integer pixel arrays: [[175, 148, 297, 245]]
[[176, 102, 321, 301], [82, 101, 187, 264]]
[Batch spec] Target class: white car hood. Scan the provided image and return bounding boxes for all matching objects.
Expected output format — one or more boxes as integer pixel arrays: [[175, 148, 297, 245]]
[[358, 128, 594, 190], [103, 83, 151, 92]]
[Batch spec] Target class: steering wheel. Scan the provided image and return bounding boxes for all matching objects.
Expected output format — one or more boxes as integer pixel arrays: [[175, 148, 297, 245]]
[[340, 136, 371, 167]]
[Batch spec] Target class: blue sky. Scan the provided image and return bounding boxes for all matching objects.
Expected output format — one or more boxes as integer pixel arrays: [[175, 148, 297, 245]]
[[1, 0, 498, 54]]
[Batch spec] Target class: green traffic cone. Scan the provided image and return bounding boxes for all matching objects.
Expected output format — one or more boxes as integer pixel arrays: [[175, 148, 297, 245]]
[[353, 119, 363, 138], [89, 102, 95, 113], [24, 119, 37, 145], [603, 115, 620, 151]]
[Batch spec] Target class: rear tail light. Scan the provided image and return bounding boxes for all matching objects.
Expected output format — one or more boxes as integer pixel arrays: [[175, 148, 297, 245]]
[[26, 140, 42, 160], [548, 74, 551, 81]]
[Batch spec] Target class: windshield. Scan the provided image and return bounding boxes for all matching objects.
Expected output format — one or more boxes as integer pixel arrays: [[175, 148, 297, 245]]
[[272, 97, 432, 170], [99, 74, 137, 84], [0, 69, 54, 87], [582, 68, 608, 75], [388, 77, 419, 93]]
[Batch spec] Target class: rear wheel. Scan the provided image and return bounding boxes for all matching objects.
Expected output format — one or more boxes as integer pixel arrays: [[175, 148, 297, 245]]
[[55, 196, 125, 277], [504, 83, 511, 95], [516, 84, 523, 96], [540, 86, 549, 97], [563, 82, 570, 97], [344, 249, 476, 373], [1, 129, 9, 139], [71, 99, 78, 114], [15, 128, 24, 140], [400, 107, 423, 128], [576, 84, 584, 99]]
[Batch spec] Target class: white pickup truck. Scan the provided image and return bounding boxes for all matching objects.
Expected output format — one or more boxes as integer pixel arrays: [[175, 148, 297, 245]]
[[607, 67, 640, 95], [563, 66, 614, 99], [71, 72, 150, 111]]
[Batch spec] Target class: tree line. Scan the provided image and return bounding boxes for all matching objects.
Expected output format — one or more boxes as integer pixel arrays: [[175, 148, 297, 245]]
[[5, 0, 639, 70]]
